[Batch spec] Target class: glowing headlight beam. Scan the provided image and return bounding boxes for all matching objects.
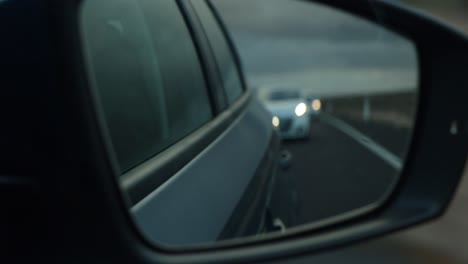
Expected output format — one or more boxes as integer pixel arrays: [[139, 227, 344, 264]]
[[295, 103, 307, 117], [272, 116, 280, 127], [312, 99, 322, 111]]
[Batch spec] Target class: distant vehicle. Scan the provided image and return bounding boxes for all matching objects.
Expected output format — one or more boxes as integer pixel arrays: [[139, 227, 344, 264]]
[[263, 90, 310, 140]]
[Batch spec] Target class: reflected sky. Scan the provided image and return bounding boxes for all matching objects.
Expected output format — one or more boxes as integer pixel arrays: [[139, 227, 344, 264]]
[[212, 0, 418, 98]]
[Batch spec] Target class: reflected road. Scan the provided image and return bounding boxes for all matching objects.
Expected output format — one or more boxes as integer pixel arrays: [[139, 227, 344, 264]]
[[270, 115, 407, 227], [264, 109, 468, 264]]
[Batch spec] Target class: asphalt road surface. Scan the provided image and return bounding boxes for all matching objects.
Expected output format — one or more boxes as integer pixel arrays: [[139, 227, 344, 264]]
[[270, 115, 407, 227], [268, 115, 468, 264], [268, 163, 468, 264]]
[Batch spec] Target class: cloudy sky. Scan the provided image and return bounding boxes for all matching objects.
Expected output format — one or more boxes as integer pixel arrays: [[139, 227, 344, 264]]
[[212, 0, 418, 98]]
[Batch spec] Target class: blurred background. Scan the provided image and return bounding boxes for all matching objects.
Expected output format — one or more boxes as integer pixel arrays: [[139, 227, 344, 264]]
[[307, 1, 468, 263], [212, 0, 468, 263], [305, 1, 468, 263], [214, 0, 419, 232]]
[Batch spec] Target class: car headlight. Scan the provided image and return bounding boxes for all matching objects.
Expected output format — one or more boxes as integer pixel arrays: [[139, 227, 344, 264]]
[[272, 116, 280, 127], [295, 103, 307, 117], [312, 99, 322, 111]]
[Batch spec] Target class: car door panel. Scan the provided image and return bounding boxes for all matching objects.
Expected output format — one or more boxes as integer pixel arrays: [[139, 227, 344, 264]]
[[132, 96, 274, 246]]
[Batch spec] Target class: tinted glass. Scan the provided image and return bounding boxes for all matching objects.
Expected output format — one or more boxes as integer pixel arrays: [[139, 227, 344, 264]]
[[81, 0, 212, 172], [191, 1, 244, 105]]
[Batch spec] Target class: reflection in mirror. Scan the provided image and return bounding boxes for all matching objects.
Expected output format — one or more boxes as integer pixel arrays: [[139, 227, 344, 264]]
[[81, 0, 419, 249], [214, 0, 418, 232]]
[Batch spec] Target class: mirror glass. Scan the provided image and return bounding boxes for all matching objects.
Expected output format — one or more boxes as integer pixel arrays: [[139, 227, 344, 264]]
[[213, 0, 418, 231], [81, 0, 418, 248]]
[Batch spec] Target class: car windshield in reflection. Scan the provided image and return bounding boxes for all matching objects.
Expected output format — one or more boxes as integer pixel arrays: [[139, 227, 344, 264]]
[[269, 90, 301, 101]]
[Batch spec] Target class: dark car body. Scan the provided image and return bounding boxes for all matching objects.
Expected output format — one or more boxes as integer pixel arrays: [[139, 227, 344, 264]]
[[82, 1, 279, 246], [79, 0, 283, 246]]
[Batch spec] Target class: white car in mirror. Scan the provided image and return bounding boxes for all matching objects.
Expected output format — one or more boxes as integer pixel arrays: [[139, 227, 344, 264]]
[[262, 90, 310, 140]]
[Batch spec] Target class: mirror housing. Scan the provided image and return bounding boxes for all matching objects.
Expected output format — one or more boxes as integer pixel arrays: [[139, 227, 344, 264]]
[[3, 0, 466, 263]]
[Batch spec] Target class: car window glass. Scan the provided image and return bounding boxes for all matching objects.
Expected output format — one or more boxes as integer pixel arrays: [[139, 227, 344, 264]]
[[191, 1, 244, 105], [80, 0, 212, 172]]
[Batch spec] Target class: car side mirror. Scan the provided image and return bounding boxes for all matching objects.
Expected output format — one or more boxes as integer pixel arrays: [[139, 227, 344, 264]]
[[5, 0, 464, 263], [143, 0, 466, 261]]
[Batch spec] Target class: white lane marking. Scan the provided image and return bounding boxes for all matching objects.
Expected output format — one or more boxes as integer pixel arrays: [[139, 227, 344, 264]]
[[321, 114, 403, 171]]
